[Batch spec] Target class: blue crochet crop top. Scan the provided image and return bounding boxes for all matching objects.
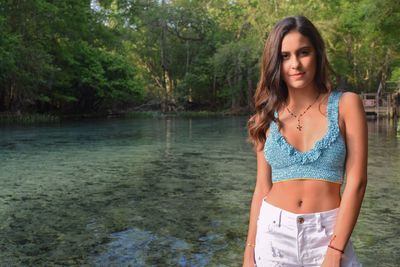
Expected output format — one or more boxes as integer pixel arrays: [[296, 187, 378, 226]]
[[264, 90, 346, 184]]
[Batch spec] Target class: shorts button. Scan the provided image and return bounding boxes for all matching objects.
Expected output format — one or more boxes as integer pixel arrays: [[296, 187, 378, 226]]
[[297, 217, 305, 224]]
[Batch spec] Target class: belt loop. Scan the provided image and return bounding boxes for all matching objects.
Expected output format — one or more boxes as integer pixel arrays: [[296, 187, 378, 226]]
[[316, 213, 322, 231], [278, 209, 282, 227]]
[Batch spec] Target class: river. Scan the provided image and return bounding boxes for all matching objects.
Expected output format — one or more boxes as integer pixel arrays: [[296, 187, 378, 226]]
[[0, 116, 398, 266]]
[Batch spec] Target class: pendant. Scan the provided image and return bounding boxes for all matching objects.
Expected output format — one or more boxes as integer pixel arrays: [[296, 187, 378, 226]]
[[297, 124, 302, 131]]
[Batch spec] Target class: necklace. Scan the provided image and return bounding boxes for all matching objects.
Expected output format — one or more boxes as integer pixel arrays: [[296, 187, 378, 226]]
[[286, 93, 320, 131]]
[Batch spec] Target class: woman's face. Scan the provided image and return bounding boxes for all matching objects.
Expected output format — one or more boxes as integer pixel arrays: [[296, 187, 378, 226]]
[[280, 30, 317, 91]]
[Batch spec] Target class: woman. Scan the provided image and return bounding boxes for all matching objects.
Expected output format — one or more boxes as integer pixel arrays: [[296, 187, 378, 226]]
[[244, 16, 367, 267]]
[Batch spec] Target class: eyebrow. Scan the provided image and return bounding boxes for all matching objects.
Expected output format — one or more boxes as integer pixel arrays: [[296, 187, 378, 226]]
[[281, 46, 312, 53]]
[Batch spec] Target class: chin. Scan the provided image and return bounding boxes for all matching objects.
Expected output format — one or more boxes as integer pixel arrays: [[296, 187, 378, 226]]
[[287, 83, 311, 90], [283, 72, 316, 88]]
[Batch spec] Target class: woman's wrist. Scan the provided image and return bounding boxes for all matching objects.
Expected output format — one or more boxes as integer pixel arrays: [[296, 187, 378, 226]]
[[326, 246, 343, 258], [328, 244, 344, 254], [244, 244, 255, 253], [246, 242, 255, 248], [328, 234, 345, 254]]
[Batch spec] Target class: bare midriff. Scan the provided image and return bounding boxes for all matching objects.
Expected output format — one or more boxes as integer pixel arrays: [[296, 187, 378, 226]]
[[264, 179, 342, 214]]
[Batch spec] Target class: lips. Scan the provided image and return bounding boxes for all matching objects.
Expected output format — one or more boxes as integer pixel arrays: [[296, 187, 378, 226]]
[[290, 72, 305, 79]]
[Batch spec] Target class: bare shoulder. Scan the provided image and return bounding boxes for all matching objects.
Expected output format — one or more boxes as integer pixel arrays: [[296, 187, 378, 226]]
[[338, 91, 367, 141], [340, 91, 363, 107], [339, 91, 365, 119]]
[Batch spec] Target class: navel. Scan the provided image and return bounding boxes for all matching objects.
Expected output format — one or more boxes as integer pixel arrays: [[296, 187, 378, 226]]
[[297, 200, 303, 207]]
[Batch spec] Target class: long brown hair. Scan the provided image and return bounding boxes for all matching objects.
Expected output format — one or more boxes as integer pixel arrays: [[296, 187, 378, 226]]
[[247, 15, 334, 151]]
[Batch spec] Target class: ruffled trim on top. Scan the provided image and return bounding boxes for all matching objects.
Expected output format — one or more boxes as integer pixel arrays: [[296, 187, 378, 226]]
[[270, 90, 342, 165]]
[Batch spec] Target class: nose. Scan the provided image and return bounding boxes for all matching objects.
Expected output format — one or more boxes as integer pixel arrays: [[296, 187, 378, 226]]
[[290, 56, 300, 69]]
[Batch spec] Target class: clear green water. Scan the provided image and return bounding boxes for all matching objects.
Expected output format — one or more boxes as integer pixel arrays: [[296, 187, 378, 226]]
[[0, 117, 398, 266]]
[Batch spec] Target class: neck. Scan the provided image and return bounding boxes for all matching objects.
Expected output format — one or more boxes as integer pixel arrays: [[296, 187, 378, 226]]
[[285, 86, 320, 110]]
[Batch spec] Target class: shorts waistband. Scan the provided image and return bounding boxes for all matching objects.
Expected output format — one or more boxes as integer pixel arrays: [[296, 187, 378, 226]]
[[261, 196, 339, 227]]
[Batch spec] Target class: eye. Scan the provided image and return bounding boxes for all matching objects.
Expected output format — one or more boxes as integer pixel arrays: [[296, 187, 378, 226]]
[[299, 49, 310, 56], [281, 53, 289, 60]]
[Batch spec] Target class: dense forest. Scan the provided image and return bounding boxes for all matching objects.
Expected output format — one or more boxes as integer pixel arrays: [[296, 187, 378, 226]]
[[0, 0, 399, 116]]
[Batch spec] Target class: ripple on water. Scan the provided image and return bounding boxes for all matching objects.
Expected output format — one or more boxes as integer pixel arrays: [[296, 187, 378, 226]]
[[91, 227, 227, 266]]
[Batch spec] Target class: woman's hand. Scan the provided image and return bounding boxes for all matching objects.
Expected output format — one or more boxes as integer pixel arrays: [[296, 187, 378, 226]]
[[242, 246, 256, 267], [320, 248, 342, 267]]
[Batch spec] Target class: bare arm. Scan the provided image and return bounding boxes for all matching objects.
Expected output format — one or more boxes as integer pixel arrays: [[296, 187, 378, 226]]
[[243, 139, 273, 266], [323, 92, 368, 264]]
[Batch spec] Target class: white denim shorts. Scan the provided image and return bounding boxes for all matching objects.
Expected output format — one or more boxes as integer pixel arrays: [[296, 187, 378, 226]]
[[255, 197, 362, 267]]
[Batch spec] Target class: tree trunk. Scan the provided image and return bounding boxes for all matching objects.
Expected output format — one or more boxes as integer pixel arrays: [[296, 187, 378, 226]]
[[232, 56, 242, 110], [247, 67, 253, 111], [212, 70, 216, 109], [186, 40, 192, 104], [226, 74, 234, 109], [160, 0, 168, 112]]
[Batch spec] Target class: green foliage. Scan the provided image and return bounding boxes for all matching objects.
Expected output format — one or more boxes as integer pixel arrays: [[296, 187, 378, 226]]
[[48, 39, 144, 112], [0, 0, 144, 114], [389, 68, 400, 82], [0, 0, 398, 115], [0, 16, 20, 83]]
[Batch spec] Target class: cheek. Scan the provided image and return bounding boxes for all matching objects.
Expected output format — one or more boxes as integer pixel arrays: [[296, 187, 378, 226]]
[[280, 61, 289, 78], [306, 57, 317, 71], [301, 58, 316, 79], [309, 61, 317, 78]]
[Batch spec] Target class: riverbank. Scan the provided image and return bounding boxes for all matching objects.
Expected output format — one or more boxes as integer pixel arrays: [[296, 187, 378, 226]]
[[0, 113, 60, 125], [0, 109, 250, 125]]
